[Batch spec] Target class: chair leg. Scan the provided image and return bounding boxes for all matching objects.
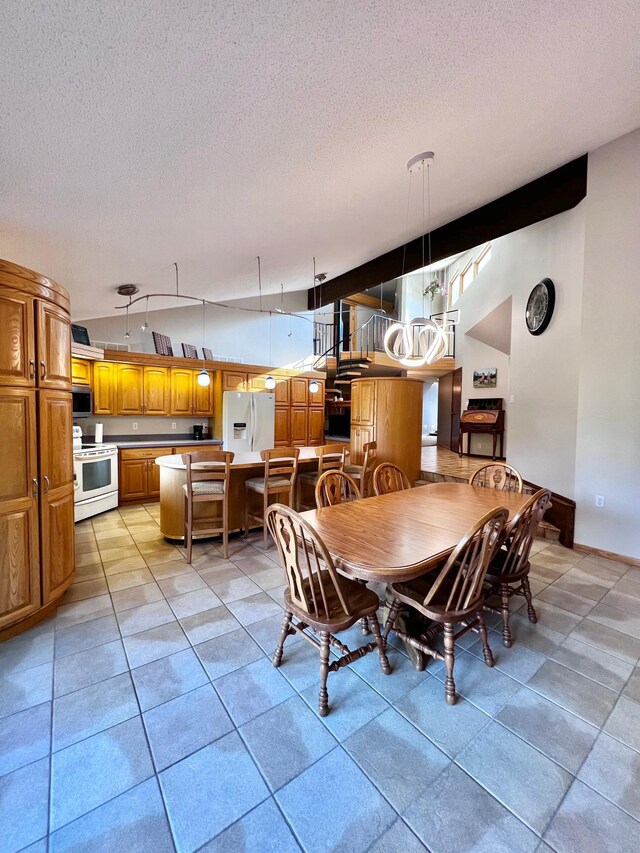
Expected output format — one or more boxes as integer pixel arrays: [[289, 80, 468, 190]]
[[273, 611, 292, 667], [500, 583, 513, 648], [359, 617, 369, 635], [369, 616, 392, 675], [443, 623, 457, 705], [522, 577, 538, 623], [243, 488, 249, 539], [318, 631, 331, 717], [185, 498, 193, 564], [382, 597, 401, 641], [477, 610, 494, 667], [263, 492, 269, 551], [222, 496, 229, 560]]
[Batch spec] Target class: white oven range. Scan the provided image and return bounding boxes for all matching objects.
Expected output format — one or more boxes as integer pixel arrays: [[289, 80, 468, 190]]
[[72, 426, 119, 521]]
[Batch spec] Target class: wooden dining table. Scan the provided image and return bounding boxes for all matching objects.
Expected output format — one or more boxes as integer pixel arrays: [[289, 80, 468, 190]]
[[299, 482, 531, 583]]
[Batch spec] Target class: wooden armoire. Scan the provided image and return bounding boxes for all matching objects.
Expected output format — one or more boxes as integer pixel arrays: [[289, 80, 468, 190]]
[[0, 258, 75, 638], [350, 377, 423, 483]]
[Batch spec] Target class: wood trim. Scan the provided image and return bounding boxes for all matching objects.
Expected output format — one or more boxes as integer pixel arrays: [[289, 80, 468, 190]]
[[573, 542, 640, 568], [0, 258, 70, 312], [102, 348, 325, 378], [307, 155, 588, 308]]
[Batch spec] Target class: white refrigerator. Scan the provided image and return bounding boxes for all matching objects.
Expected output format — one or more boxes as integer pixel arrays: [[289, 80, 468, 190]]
[[222, 391, 275, 452]]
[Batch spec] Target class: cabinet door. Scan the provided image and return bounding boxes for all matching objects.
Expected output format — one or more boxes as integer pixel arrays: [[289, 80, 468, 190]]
[[0, 389, 40, 629], [144, 366, 170, 415], [93, 361, 115, 415], [193, 371, 214, 415], [36, 301, 72, 390], [290, 377, 308, 405], [358, 380, 376, 425], [147, 457, 163, 498], [39, 391, 75, 603], [350, 381, 361, 424], [351, 425, 375, 465], [290, 407, 308, 446], [247, 373, 267, 392], [274, 408, 290, 446], [222, 371, 247, 392], [274, 377, 289, 405], [170, 368, 194, 415], [71, 358, 91, 385], [119, 459, 149, 500], [308, 378, 325, 407], [117, 364, 144, 414], [308, 408, 325, 446], [0, 288, 36, 387]]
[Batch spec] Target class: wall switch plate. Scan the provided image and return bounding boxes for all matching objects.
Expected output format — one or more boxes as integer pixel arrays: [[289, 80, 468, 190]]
[[595, 495, 605, 508], [132, 422, 138, 430], [171, 422, 177, 430]]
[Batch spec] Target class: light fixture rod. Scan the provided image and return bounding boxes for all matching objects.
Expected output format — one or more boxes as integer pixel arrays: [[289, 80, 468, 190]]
[[113, 291, 315, 324]]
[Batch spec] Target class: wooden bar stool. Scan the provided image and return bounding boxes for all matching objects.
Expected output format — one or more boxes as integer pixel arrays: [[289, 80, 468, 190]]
[[244, 447, 299, 549], [183, 451, 234, 562], [297, 443, 346, 510], [344, 440, 377, 497], [372, 462, 411, 495]]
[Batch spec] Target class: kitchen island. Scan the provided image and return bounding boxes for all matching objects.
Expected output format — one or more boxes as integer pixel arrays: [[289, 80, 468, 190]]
[[156, 447, 322, 539]]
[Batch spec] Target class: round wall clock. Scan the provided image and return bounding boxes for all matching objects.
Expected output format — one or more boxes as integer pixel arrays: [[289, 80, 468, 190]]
[[525, 278, 555, 335]]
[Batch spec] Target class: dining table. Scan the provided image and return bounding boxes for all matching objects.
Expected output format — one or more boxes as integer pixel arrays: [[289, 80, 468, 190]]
[[299, 481, 531, 583]]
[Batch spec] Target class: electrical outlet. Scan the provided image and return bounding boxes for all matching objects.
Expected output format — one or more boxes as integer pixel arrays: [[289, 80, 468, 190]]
[[171, 422, 177, 430], [595, 495, 605, 508]]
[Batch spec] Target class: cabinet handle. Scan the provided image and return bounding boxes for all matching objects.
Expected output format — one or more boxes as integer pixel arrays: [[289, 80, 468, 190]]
[[29, 359, 36, 379], [43, 475, 50, 493], [40, 360, 47, 380], [32, 477, 38, 497]]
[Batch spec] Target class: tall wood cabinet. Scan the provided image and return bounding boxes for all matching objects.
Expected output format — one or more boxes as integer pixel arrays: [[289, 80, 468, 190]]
[[350, 377, 423, 483], [0, 258, 75, 637]]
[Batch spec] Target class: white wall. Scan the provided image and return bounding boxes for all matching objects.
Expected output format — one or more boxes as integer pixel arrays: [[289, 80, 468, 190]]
[[78, 290, 314, 369], [422, 380, 438, 436], [574, 130, 640, 557]]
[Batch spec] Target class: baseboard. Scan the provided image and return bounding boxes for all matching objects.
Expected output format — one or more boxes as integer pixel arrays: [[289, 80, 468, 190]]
[[573, 542, 640, 568]]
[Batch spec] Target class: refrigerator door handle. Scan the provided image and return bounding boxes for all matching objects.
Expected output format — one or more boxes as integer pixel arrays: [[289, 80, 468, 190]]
[[249, 394, 255, 451]]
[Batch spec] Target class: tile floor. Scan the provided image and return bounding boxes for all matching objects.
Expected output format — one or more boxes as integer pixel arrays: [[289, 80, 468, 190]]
[[2, 503, 640, 852]]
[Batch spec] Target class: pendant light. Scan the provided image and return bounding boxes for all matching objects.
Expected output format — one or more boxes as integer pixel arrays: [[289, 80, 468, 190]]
[[260, 260, 276, 390], [197, 299, 210, 387], [140, 296, 149, 332], [123, 304, 131, 339], [309, 379, 319, 393]]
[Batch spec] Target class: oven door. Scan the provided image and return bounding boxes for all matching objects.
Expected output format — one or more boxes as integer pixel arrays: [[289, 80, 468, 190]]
[[74, 451, 118, 502]]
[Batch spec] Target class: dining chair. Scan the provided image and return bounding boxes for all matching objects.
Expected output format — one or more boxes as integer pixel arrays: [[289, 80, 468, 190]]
[[383, 505, 509, 705], [297, 443, 346, 510], [484, 488, 552, 647], [244, 447, 299, 549], [344, 440, 377, 497], [315, 470, 361, 508], [266, 503, 391, 716], [469, 462, 523, 493], [182, 451, 234, 562], [372, 462, 411, 495]]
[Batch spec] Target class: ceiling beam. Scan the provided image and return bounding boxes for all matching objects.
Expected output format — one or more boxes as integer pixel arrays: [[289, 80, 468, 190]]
[[307, 154, 588, 309]]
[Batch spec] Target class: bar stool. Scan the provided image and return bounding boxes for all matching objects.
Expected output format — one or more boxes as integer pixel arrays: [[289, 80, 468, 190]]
[[244, 447, 299, 549], [297, 443, 345, 510], [183, 451, 234, 562], [344, 440, 377, 497]]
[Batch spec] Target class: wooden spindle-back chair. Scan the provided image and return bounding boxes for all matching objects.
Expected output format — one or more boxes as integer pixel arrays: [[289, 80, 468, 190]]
[[266, 503, 390, 716], [244, 447, 299, 549], [297, 443, 346, 509], [182, 451, 234, 561], [384, 506, 509, 705], [344, 440, 377, 497], [315, 470, 362, 508], [372, 462, 411, 495], [469, 462, 523, 493]]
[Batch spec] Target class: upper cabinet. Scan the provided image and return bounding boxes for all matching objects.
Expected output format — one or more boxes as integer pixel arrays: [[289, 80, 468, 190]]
[[170, 367, 194, 415], [308, 378, 325, 407], [117, 364, 144, 414], [222, 371, 247, 392], [290, 377, 308, 406], [0, 289, 35, 387], [36, 302, 72, 390], [71, 358, 91, 386], [143, 366, 170, 415], [93, 361, 116, 415], [193, 371, 214, 416]]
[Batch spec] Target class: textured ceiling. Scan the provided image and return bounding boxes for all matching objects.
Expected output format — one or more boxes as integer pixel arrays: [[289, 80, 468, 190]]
[[1, 0, 639, 319]]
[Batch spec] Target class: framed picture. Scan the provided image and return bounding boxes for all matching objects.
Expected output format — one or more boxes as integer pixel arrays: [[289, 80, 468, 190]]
[[473, 368, 497, 388], [152, 331, 174, 356], [181, 343, 198, 359]]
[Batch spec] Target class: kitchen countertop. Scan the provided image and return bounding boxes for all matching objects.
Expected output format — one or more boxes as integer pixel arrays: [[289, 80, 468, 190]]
[[156, 447, 319, 470], [85, 437, 223, 449]]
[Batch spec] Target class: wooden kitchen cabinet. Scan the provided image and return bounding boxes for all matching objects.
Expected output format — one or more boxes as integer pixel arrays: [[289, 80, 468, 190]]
[[193, 370, 214, 415], [71, 358, 91, 385], [290, 407, 308, 446], [144, 366, 170, 415], [0, 388, 40, 630], [170, 367, 194, 415], [274, 377, 289, 405], [222, 371, 247, 392], [36, 301, 72, 390], [290, 377, 308, 406], [351, 424, 375, 464], [308, 407, 325, 446], [308, 378, 325, 407], [119, 459, 149, 501], [93, 361, 115, 415], [274, 407, 290, 446], [38, 390, 75, 604], [0, 288, 35, 387], [117, 364, 144, 415], [352, 378, 375, 425]]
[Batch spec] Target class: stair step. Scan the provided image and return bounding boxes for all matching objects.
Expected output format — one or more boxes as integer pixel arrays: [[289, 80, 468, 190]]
[[337, 370, 362, 377], [340, 356, 373, 364], [334, 379, 352, 385]]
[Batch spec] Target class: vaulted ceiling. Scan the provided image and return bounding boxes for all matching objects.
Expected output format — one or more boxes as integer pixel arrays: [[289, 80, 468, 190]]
[[2, 1, 639, 319]]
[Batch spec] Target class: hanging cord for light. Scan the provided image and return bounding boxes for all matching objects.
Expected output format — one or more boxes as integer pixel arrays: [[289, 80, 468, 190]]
[[265, 310, 276, 389], [123, 303, 131, 339], [197, 299, 210, 386], [140, 296, 150, 332]]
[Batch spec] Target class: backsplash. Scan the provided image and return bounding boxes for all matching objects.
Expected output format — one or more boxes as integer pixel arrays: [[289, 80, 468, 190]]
[[75, 415, 213, 439]]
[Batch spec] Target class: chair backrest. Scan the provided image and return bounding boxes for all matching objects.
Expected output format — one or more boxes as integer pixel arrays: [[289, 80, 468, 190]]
[[182, 450, 234, 493], [423, 506, 509, 614], [315, 443, 345, 475], [361, 441, 377, 496], [372, 463, 411, 495], [261, 447, 299, 488], [315, 470, 361, 508], [265, 503, 352, 620], [494, 488, 552, 577], [469, 463, 523, 493]]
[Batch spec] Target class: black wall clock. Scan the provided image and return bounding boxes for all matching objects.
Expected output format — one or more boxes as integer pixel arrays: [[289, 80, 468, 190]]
[[525, 278, 555, 335]]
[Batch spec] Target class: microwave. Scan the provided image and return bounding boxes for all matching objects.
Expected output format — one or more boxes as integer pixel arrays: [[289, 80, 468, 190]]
[[72, 385, 93, 418]]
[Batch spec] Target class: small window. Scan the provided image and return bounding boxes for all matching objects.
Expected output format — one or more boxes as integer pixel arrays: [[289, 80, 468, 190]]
[[448, 273, 461, 306], [474, 243, 492, 275], [461, 261, 475, 292]]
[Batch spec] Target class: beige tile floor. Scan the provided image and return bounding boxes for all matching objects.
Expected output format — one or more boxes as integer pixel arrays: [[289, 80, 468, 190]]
[[1, 501, 640, 852]]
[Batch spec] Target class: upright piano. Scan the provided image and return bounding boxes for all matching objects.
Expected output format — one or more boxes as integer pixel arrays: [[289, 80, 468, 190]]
[[458, 397, 505, 460]]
